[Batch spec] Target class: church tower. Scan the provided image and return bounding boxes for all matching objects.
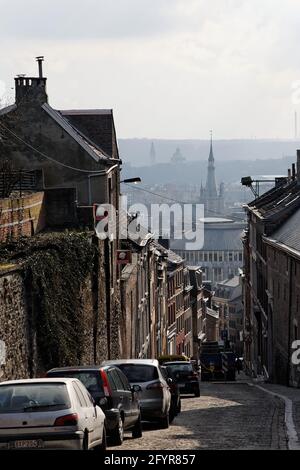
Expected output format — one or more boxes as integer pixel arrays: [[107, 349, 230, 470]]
[[200, 131, 225, 216], [205, 131, 218, 197]]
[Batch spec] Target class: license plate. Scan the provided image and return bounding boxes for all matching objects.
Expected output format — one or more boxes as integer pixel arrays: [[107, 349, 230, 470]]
[[10, 440, 43, 449]]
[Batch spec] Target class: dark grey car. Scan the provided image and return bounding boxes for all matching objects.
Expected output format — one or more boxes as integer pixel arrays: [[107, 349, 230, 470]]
[[102, 360, 171, 429]]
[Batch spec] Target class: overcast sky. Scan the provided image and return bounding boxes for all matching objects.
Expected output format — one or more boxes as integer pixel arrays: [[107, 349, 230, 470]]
[[1, 0, 300, 139]]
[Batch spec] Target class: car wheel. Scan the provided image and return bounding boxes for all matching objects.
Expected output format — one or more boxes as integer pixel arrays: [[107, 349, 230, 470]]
[[82, 432, 89, 451], [195, 388, 200, 398], [111, 416, 124, 446], [169, 406, 175, 423], [132, 414, 143, 439], [95, 426, 107, 451], [176, 399, 181, 414], [158, 414, 169, 429]]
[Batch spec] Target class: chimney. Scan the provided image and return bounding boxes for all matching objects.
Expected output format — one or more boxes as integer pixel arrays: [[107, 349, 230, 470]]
[[288, 168, 291, 180], [15, 57, 48, 105], [36, 56, 44, 78], [298, 150, 300, 182], [292, 163, 296, 180]]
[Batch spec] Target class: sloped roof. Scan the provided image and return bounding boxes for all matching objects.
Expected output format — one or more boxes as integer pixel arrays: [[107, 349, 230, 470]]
[[42, 104, 109, 163], [60, 109, 119, 159], [267, 206, 300, 253], [247, 178, 300, 220], [0, 104, 17, 116]]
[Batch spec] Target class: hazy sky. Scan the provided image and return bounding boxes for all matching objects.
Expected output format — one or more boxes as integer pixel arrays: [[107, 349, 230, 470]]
[[1, 0, 300, 139]]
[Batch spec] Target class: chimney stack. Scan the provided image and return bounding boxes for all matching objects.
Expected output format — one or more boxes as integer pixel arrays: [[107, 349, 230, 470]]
[[15, 57, 48, 105], [297, 150, 300, 182], [292, 163, 296, 180], [288, 168, 291, 179], [36, 56, 44, 78]]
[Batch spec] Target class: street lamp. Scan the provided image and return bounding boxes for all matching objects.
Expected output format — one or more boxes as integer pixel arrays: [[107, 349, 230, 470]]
[[120, 177, 142, 184]]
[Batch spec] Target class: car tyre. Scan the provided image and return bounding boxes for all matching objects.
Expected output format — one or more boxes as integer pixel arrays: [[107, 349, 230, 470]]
[[158, 414, 169, 429], [132, 414, 143, 439], [195, 389, 200, 398], [111, 415, 124, 446], [82, 432, 89, 451], [176, 399, 181, 414], [95, 426, 107, 451]]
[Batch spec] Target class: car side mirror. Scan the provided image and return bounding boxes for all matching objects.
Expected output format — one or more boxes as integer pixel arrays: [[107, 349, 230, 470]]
[[167, 378, 173, 385], [131, 385, 142, 393]]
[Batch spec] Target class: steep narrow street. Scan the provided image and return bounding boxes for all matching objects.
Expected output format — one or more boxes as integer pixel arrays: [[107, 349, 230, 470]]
[[118, 378, 288, 451]]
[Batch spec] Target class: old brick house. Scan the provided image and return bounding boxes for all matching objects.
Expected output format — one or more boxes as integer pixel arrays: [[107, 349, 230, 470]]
[[188, 266, 205, 361], [264, 209, 300, 387], [243, 153, 300, 385]]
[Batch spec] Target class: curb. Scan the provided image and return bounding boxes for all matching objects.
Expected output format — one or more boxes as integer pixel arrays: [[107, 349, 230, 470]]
[[248, 383, 300, 450]]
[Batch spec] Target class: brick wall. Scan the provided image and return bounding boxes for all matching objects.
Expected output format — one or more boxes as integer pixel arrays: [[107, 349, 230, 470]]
[[0, 192, 45, 243]]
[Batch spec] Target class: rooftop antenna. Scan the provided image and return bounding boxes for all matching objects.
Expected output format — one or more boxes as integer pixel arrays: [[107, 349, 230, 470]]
[[36, 56, 44, 78]]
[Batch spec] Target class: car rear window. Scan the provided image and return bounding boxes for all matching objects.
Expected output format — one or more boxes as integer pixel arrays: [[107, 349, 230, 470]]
[[117, 364, 159, 383], [47, 371, 104, 397], [166, 363, 193, 374], [0, 383, 71, 413]]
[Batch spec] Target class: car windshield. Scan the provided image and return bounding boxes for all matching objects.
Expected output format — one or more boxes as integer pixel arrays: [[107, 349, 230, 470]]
[[47, 371, 104, 398], [117, 364, 159, 383], [166, 363, 193, 375], [0, 383, 71, 413]]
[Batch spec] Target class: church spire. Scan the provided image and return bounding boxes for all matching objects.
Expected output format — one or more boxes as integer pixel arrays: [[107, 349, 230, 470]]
[[205, 130, 218, 197]]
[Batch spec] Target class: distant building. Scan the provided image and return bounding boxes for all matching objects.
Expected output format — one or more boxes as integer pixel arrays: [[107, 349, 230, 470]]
[[200, 134, 225, 216], [171, 218, 245, 286], [171, 147, 185, 164], [214, 276, 243, 356]]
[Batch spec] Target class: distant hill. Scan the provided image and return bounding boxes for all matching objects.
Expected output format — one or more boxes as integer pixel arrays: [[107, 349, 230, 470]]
[[118, 138, 300, 167], [122, 156, 295, 185]]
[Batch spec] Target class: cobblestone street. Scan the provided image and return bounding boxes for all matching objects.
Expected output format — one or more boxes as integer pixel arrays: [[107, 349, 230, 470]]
[[116, 379, 288, 451]]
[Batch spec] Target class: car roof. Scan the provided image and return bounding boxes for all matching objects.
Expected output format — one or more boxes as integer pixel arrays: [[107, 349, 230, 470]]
[[0, 378, 78, 386], [47, 366, 102, 373], [163, 361, 191, 365], [102, 359, 159, 366]]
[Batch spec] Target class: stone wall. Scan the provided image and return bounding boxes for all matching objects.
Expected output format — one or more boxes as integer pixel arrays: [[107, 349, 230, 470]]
[[0, 235, 108, 382]]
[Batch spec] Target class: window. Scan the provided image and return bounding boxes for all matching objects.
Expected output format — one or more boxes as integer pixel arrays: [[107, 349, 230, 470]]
[[0, 383, 71, 414], [73, 382, 88, 407], [110, 369, 125, 391], [107, 371, 117, 391], [117, 365, 159, 383]]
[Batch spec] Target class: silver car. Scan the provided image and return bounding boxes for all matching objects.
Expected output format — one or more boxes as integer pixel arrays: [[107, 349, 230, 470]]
[[0, 378, 106, 450], [102, 359, 171, 429]]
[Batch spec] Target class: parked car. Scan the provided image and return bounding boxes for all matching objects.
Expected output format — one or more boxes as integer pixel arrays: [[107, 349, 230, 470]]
[[102, 359, 171, 429], [0, 378, 106, 450], [163, 361, 201, 397], [160, 365, 181, 422], [46, 366, 142, 445]]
